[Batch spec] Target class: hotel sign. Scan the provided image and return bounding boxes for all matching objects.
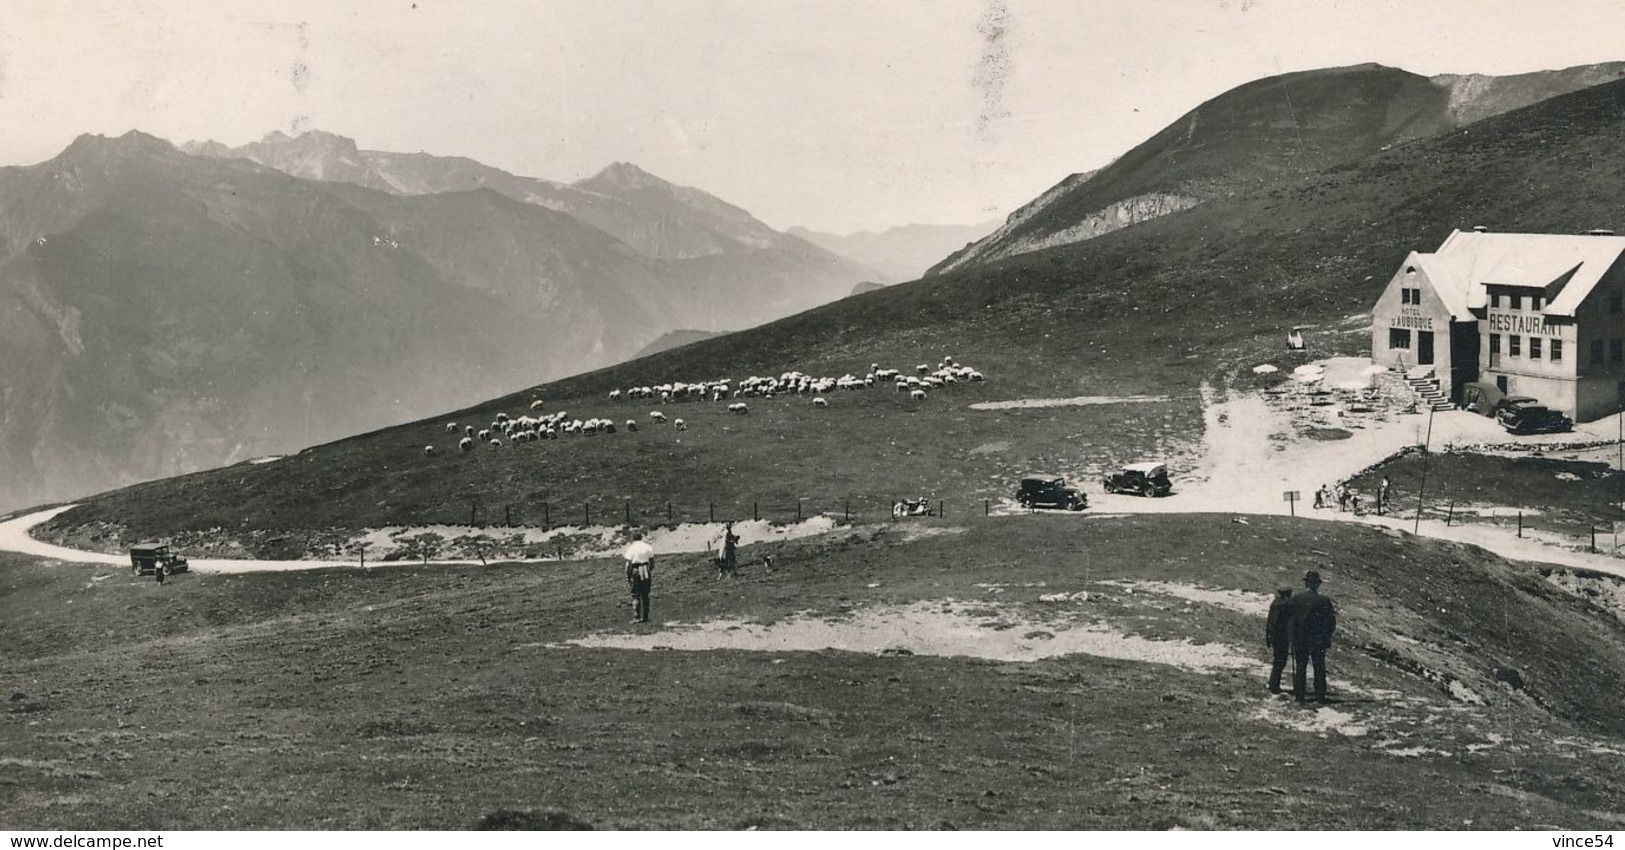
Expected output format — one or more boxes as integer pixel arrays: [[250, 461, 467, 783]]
[[1486, 311, 1555, 337], [1390, 306, 1433, 330]]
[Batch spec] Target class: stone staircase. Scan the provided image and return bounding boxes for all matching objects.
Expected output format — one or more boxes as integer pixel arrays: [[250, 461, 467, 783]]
[[1405, 366, 1456, 412]]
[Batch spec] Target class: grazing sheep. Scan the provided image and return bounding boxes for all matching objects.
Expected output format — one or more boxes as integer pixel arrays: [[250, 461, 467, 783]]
[[496, 412, 509, 422], [910, 389, 927, 400], [650, 411, 667, 423], [459, 437, 474, 452], [530, 399, 545, 410], [489, 438, 502, 448], [424, 445, 436, 456], [609, 389, 622, 401], [728, 402, 749, 415], [969, 370, 985, 381], [465, 425, 475, 436], [626, 419, 639, 432], [478, 429, 492, 441], [916, 364, 929, 374], [445, 422, 458, 432], [675, 418, 687, 431], [813, 397, 828, 407]]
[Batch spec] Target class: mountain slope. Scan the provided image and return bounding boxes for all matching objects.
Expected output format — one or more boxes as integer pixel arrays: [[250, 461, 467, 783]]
[[188, 135, 873, 329], [934, 61, 1625, 275], [0, 132, 683, 511], [44, 75, 1625, 539]]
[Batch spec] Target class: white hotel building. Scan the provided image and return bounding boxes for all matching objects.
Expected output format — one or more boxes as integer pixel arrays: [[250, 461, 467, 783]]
[[1370, 229, 1625, 422]]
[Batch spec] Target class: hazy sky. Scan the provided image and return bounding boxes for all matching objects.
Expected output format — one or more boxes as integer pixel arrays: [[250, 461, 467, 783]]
[[4, 1, 1625, 233]]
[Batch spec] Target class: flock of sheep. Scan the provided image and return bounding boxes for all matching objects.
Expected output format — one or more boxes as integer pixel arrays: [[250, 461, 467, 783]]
[[421, 356, 985, 456]]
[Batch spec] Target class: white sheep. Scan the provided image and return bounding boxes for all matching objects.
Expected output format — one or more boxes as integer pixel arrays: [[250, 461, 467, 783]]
[[813, 397, 828, 407], [465, 425, 475, 436], [459, 437, 474, 452], [728, 402, 749, 415], [424, 445, 436, 456], [489, 438, 502, 448], [910, 389, 927, 400], [675, 418, 687, 431], [650, 411, 667, 423], [478, 429, 492, 441], [445, 422, 458, 432], [626, 419, 639, 432], [609, 389, 622, 401]]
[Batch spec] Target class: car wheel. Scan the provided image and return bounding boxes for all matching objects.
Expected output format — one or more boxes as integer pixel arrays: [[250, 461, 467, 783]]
[[1140, 482, 1156, 498]]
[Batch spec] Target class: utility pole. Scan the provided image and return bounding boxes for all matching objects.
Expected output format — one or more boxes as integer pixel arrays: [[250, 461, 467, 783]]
[[1414, 406, 1436, 535]]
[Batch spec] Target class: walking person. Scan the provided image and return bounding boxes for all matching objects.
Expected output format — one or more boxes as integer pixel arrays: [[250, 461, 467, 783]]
[[623, 533, 655, 624], [1378, 476, 1392, 516], [1336, 485, 1349, 512], [1265, 585, 1295, 694], [1288, 570, 1338, 702]]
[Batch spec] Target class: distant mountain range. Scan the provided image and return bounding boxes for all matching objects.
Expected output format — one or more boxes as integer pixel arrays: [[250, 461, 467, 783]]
[[788, 221, 1000, 283], [932, 61, 1625, 274], [0, 131, 871, 510]]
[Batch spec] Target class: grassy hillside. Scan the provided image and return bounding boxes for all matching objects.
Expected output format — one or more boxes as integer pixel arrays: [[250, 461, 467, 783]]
[[42, 76, 1625, 547], [5, 516, 1624, 828]]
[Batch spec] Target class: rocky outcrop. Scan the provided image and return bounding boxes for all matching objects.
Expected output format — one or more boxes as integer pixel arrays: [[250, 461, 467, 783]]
[[935, 191, 1194, 274]]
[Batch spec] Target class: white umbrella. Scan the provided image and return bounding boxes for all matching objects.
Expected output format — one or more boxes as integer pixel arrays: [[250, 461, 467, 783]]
[[1293, 363, 1325, 376], [1294, 372, 1324, 384], [1252, 364, 1279, 375]]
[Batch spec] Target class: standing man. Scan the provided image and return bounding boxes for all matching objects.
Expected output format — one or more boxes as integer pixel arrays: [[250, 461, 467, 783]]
[[1288, 570, 1338, 703], [623, 533, 655, 624], [717, 522, 740, 579], [1378, 477, 1392, 516], [1264, 585, 1295, 694]]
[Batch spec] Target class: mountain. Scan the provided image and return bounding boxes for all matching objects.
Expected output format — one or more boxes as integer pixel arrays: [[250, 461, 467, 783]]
[[0, 131, 680, 511], [187, 134, 873, 329], [933, 61, 1625, 275], [788, 220, 1001, 282], [44, 73, 1625, 544], [633, 328, 725, 359]]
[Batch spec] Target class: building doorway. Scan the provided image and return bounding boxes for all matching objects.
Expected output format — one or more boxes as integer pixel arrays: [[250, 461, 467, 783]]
[[1496, 375, 1509, 393], [1418, 331, 1435, 366]]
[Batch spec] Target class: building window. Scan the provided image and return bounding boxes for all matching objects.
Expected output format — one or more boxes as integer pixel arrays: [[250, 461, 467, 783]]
[[1533, 295, 1543, 310], [1400, 288, 1411, 305], [1389, 328, 1412, 349], [1593, 340, 1606, 363], [1612, 293, 1623, 314], [1613, 339, 1623, 363], [1410, 287, 1421, 304], [1491, 292, 1501, 308], [1510, 294, 1523, 310], [1490, 334, 1502, 355], [1552, 339, 1563, 362], [1510, 335, 1522, 357], [1530, 338, 1542, 360]]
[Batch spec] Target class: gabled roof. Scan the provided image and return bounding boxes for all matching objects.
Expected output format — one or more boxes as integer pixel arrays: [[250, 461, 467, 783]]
[[1426, 229, 1625, 317]]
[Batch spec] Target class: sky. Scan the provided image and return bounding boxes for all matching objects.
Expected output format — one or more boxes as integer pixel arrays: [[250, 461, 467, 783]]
[[3, 1, 1625, 234]]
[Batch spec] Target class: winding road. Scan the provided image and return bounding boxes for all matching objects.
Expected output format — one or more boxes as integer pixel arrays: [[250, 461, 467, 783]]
[[5, 358, 1625, 578]]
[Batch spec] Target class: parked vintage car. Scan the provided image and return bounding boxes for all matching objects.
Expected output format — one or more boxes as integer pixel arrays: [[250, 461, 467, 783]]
[[1103, 461, 1173, 497], [891, 497, 936, 518], [1016, 475, 1088, 511], [1496, 400, 1573, 435], [129, 543, 189, 580]]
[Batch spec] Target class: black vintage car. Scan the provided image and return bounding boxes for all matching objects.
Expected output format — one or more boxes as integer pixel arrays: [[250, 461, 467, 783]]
[[129, 543, 189, 579], [1016, 476, 1088, 511], [1496, 400, 1573, 435], [1103, 462, 1173, 497]]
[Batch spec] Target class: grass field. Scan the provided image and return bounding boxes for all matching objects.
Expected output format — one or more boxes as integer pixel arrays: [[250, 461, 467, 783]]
[[6, 513, 1625, 829]]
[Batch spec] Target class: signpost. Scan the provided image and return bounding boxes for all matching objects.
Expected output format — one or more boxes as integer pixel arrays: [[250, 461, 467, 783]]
[[1283, 490, 1301, 517]]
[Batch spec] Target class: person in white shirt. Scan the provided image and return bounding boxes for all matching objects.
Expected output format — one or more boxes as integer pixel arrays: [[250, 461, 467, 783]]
[[623, 534, 655, 624]]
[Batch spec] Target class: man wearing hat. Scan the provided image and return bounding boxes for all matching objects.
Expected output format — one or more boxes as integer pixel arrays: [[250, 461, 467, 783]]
[[1264, 584, 1296, 694], [1288, 570, 1338, 702]]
